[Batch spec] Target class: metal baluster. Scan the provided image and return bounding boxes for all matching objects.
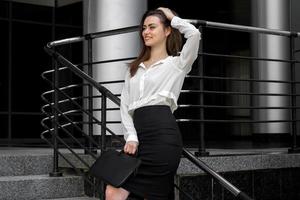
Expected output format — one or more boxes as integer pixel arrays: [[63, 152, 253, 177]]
[[99, 94, 107, 199], [289, 33, 300, 153], [196, 26, 209, 156], [86, 36, 96, 154], [50, 57, 62, 177]]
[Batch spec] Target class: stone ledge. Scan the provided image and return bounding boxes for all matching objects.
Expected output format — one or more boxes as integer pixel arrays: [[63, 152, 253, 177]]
[[177, 152, 300, 175]]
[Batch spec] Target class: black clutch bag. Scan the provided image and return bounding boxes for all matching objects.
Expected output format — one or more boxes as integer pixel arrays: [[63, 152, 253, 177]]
[[89, 149, 141, 188]]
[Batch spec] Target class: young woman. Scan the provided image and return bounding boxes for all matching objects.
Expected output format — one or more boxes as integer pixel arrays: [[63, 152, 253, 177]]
[[106, 7, 201, 200]]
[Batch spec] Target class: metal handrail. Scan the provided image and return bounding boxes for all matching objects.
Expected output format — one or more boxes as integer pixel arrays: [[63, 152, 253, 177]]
[[47, 25, 140, 48], [47, 19, 300, 49], [185, 19, 300, 37], [177, 119, 298, 123], [182, 149, 252, 200], [181, 90, 294, 96], [199, 52, 299, 63], [41, 71, 122, 142], [186, 75, 299, 84], [44, 47, 120, 106], [178, 104, 300, 109]]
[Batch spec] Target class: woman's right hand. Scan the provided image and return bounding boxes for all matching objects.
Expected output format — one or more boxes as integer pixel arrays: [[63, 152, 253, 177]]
[[157, 7, 175, 21], [124, 141, 138, 155]]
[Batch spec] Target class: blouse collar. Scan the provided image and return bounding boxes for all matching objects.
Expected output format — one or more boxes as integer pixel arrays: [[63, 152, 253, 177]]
[[139, 56, 171, 69]]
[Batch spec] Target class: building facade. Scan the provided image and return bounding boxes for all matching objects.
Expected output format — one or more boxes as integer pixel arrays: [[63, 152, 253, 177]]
[[1, 0, 300, 149]]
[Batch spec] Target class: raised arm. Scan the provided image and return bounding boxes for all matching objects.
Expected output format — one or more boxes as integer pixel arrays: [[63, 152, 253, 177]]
[[158, 7, 201, 73]]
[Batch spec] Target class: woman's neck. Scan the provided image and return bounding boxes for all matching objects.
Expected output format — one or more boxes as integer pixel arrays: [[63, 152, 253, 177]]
[[149, 46, 168, 62]]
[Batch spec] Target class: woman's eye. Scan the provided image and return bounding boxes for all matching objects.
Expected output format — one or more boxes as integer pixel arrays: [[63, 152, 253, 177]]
[[142, 25, 156, 32]]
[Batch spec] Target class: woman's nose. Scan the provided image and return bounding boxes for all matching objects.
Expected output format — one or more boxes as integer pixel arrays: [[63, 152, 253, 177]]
[[144, 28, 149, 34]]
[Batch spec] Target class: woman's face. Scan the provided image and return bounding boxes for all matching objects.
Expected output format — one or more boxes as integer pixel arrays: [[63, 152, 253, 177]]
[[142, 15, 170, 47]]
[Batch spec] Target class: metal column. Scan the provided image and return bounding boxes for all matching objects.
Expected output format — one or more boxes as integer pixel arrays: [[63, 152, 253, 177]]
[[83, 0, 147, 137], [251, 0, 291, 135]]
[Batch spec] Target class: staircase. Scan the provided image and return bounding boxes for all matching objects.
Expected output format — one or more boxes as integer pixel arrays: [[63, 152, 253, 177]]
[[40, 22, 300, 200], [57, 148, 300, 200], [0, 148, 97, 200], [1, 148, 300, 199]]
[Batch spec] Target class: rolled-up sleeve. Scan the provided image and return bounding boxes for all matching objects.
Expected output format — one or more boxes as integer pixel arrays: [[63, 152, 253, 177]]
[[171, 16, 201, 73], [120, 69, 139, 143]]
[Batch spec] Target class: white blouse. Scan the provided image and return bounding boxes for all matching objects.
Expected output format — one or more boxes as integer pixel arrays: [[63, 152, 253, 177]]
[[120, 16, 201, 143]]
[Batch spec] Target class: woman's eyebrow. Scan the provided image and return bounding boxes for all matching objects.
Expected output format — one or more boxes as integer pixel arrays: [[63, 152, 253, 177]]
[[143, 23, 157, 27]]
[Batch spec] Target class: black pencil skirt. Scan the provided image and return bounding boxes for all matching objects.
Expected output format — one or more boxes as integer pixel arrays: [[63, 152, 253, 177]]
[[122, 105, 183, 200]]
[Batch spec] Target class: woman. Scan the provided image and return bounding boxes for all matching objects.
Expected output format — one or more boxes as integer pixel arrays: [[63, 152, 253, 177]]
[[106, 7, 201, 200]]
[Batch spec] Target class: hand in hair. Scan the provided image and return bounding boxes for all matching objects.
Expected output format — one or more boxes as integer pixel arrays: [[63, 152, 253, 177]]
[[157, 7, 175, 21]]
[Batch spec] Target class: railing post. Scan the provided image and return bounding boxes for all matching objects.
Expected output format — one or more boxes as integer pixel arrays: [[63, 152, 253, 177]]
[[101, 94, 107, 151], [288, 34, 300, 153], [86, 36, 96, 154], [50, 57, 63, 177], [100, 93, 107, 199], [195, 26, 209, 157]]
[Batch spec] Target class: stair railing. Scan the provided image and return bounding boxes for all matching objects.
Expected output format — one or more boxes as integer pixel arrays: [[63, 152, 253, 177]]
[[42, 21, 272, 200], [182, 19, 300, 156], [43, 45, 253, 200]]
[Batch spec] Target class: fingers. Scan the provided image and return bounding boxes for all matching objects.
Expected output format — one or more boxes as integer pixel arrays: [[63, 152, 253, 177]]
[[123, 141, 138, 155], [157, 7, 175, 20]]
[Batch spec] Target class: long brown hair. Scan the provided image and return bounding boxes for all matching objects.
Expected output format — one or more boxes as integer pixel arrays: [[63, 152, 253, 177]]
[[129, 9, 182, 77]]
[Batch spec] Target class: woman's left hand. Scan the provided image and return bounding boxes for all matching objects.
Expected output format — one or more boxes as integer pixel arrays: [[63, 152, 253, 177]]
[[124, 141, 138, 155]]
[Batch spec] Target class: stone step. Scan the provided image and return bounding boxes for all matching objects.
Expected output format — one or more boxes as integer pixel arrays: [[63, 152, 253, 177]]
[[0, 174, 84, 200], [0, 154, 52, 176], [59, 154, 95, 170], [45, 197, 99, 200], [58, 150, 300, 175]]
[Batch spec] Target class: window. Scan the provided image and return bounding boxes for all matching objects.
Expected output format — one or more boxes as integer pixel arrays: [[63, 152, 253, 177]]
[[0, 21, 9, 112], [0, 1, 9, 18], [11, 22, 52, 112], [12, 1, 52, 22]]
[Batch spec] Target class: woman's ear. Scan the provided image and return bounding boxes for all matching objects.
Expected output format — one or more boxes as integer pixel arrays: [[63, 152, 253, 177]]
[[165, 26, 171, 37]]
